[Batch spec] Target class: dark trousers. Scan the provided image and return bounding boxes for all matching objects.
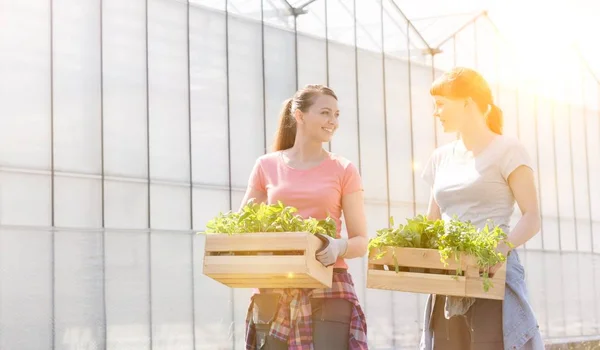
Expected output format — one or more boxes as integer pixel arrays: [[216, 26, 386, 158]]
[[249, 294, 353, 350], [432, 295, 504, 350]]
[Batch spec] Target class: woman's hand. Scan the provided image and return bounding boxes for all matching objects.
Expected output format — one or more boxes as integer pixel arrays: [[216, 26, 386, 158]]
[[488, 241, 512, 276], [315, 235, 348, 266]]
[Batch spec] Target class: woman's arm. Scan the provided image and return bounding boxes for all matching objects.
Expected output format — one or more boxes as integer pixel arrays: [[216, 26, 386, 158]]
[[491, 165, 541, 272], [503, 165, 541, 250], [315, 190, 368, 265], [340, 190, 369, 258], [238, 187, 267, 211], [426, 191, 441, 221]]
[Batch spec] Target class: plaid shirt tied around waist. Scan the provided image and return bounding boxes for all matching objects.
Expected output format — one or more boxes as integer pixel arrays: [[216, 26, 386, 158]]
[[245, 270, 368, 350]]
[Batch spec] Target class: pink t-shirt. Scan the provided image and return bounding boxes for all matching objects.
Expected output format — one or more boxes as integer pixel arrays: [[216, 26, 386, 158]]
[[248, 151, 363, 269]]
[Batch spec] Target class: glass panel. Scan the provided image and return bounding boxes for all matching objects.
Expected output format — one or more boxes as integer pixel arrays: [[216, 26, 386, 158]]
[[150, 184, 191, 231], [571, 106, 592, 252], [517, 92, 543, 250], [296, 0, 326, 39], [326, 0, 355, 47], [296, 34, 327, 88], [193, 188, 231, 231], [54, 176, 103, 228], [228, 15, 266, 188], [522, 250, 548, 337], [410, 62, 435, 214], [190, 5, 230, 186], [264, 27, 296, 149], [104, 180, 149, 230], [363, 204, 392, 348], [0, 171, 51, 226], [262, 0, 294, 30], [192, 189, 233, 348], [105, 231, 151, 349], [385, 57, 416, 210], [355, 0, 382, 52], [150, 232, 194, 350], [553, 102, 576, 251], [54, 231, 105, 350], [357, 50, 386, 202], [0, 229, 52, 349], [103, 0, 149, 179], [328, 41, 359, 166], [228, 0, 261, 20], [381, 0, 411, 57], [544, 251, 566, 337], [0, 0, 51, 170], [148, 0, 190, 183], [53, 0, 102, 174], [453, 23, 475, 68], [562, 254, 583, 336], [192, 0, 224, 11], [537, 97, 560, 251], [579, 253, 598, 335], [586, 103, 600, 252], [497, 86, 518, 138]]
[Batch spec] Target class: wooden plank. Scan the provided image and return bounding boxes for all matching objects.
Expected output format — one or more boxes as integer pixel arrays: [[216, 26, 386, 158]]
[[465, 277, 505, 300], [203, 256, 308, 275], [367, 270, 467, 297], [204, 232, 311, 252], [369, 247, 475, 270], [212, 274, 328, 289]]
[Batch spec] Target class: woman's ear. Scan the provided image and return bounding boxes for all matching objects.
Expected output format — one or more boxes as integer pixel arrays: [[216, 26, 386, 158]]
[[294, 109, 304, 125]]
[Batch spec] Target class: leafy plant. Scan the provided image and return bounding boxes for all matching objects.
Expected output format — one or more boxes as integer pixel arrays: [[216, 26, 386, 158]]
[[201, 199, 337, 238], [369, 215, 512, 292]]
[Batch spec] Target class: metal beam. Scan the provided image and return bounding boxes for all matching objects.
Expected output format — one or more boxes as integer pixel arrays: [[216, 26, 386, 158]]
[[388, 0, 431, 50], [296, 0, 319, 10], [433, 10, 488, 49]]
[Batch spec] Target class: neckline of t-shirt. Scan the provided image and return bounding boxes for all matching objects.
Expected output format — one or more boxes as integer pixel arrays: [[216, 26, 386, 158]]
[[454, 135, 501, 158], [278, 150, 332, 172]]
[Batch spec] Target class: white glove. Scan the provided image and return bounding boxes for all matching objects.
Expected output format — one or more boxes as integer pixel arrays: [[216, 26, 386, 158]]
[[315, 234, 348, 267]]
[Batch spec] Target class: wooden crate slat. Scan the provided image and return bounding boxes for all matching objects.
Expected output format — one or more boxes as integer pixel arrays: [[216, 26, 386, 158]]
[[465, 277, 505, 300], [204, 232, 311, 252], [369, 247, 477, 270], [203, 256, 308, 274], [212, 274, 326, 289], [367, 270, 467, 296]]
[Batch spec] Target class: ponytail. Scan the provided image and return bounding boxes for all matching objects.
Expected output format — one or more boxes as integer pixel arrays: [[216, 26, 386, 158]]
[[486, 103, 503, 135], [273, 98, 297, 151]]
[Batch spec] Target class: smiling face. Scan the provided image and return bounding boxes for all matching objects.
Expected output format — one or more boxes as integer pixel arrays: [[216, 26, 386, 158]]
[[295, 93, 339, 143]]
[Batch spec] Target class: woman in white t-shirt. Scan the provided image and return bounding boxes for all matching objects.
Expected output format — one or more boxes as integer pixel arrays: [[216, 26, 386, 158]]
[[419, 67, 544, 350]]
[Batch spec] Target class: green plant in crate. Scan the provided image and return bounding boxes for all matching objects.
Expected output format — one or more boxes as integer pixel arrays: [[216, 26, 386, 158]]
[[202, 199, 337, 238]]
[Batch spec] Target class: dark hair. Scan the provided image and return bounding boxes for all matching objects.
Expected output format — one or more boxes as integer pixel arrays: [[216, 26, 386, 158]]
[[430, 67, 503, 135], [273, 84, 338, 151]]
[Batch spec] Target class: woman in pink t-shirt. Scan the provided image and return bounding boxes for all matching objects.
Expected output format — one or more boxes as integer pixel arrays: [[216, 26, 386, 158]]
[[241, 84, 369, 349]]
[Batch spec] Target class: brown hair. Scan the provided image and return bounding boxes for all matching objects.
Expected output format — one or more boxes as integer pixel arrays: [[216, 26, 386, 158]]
[[272, 84, 338, 151], [430, 67, 503, 135]]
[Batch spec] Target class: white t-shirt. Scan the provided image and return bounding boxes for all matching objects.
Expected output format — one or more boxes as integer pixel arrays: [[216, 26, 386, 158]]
[[421, 135, 533, 231]]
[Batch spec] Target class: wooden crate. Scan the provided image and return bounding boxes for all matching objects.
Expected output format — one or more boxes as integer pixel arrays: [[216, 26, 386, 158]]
[[367, 247, 506, 300], [203, 232, 333, 289]]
